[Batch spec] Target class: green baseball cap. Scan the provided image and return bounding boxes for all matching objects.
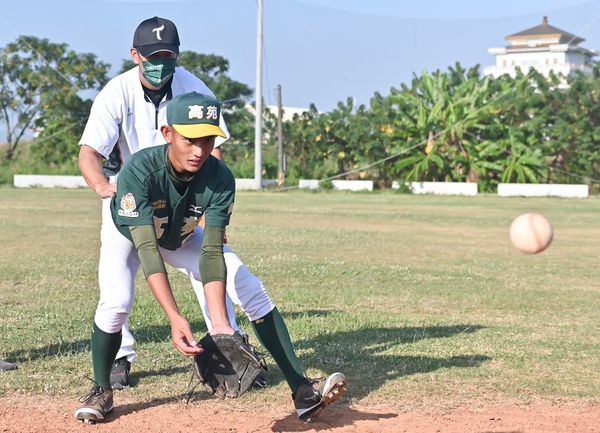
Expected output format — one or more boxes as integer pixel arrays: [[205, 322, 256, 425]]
[[167, 92, 226, 138]]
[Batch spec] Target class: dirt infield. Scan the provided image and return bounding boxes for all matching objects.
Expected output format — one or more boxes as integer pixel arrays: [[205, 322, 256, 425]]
[[1, 396, 599, 433]]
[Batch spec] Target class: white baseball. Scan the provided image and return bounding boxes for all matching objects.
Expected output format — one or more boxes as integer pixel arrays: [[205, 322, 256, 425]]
[[509, 213, 553, 254]]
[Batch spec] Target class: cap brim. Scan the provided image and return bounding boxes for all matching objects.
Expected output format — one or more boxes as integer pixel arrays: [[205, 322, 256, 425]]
[[172, 123, 227, 139], [136, 44, 179, 57]]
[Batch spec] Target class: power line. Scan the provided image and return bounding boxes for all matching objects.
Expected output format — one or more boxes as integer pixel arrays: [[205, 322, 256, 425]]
[[17, 36, 80, 91]]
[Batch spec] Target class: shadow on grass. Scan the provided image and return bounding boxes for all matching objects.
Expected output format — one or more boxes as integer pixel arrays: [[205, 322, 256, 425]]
[[278, 324, 490, 400], [4, 310, 333, 362], [4, 320, 211, 362], [6, 311, 489, 403], [128, 365, 191, 387], [5, 338, 91, 363]]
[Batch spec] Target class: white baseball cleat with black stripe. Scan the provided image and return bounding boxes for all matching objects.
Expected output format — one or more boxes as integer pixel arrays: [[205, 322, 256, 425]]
[[293, 372, 347, 421]]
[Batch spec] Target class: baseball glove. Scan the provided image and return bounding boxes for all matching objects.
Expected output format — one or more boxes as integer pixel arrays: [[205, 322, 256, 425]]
[[192, 332, 267, 399]]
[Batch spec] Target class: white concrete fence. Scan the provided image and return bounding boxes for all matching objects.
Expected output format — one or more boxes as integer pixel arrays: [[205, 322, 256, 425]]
[[12, 175, 590, 198], [234, 178, 278, 190], [392, 181, 478, 196], [497, 183, 589, 198], [298, 179, 373, 191], [14, 174, 88, 188]]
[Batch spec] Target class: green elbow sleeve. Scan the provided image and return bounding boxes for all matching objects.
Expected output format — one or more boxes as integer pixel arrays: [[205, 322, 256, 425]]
[[129, 225, 167, 279], [200, 226, 227, 285]]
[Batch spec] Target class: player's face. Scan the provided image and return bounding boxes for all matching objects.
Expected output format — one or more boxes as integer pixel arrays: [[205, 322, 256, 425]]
[[162, 126, 216, 174]]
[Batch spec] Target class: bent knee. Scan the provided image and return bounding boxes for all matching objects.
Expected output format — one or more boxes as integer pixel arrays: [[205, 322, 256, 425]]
[[232, 272, 276, 321], [94, 309, 129, 334], [94, 299, 132, 333]]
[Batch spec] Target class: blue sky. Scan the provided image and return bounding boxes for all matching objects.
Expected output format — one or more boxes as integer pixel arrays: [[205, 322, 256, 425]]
[[3, 0, 600, 112]]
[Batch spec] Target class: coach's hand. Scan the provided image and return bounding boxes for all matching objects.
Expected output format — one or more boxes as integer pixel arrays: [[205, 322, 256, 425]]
[[96, 182, 117, 199], [78, 145, 118, 199], [170, 315, 203, 356]]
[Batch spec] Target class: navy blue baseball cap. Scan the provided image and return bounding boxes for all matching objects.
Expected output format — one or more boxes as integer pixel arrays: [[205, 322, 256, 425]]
[[133, 16, 180, 57]]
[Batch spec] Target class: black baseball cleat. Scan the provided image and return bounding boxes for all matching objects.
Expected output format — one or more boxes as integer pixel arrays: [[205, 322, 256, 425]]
[[75, 385, 114, 424], [110, 356, 131, 390], [293, 372, 347, 421], [253, 371, 268, 390], [0, 360, 17, 372]]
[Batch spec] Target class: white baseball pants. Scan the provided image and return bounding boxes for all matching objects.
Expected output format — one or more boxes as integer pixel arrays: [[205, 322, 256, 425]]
[[94, 197, 275, 362]]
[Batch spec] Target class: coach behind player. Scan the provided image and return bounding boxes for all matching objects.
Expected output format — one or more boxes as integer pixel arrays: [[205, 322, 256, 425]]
[[77, 16, 240, 389]]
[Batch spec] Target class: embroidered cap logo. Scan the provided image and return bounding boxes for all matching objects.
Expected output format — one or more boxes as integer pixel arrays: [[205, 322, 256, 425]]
[[188, 105, 205, 120], [152, 24, 165, 40]]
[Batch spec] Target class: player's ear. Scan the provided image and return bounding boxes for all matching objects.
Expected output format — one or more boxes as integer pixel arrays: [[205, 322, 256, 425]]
[[161, 125, 173, 143], [131, 48, 141, 65]]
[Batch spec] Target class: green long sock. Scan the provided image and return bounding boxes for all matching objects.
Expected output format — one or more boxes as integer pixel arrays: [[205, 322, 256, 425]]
[[251, 307, 307, 393], [91, 322, 122, 388]]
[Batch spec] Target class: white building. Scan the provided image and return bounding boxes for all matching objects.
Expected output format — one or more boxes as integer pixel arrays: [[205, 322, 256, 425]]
[[484, 16, 597, 79]]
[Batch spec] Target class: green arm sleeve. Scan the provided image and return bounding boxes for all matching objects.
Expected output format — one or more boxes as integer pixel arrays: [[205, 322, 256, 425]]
[[129, 225, 167, 279], [200, 225, 227, 285]]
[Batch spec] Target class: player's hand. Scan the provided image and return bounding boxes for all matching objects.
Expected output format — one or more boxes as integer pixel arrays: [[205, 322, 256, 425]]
[[96, 182, 117, 199], [170, 315, 203, 356]]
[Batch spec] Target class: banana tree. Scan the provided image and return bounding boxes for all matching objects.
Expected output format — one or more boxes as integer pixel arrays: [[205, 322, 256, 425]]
[[387, 64, 498, 183]]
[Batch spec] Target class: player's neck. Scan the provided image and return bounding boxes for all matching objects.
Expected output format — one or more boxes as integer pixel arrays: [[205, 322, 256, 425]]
[[141, 75, 173, 107], [166, 146, 195, 183]]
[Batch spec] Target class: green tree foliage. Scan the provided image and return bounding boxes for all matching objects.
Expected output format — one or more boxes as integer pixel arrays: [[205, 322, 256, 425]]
[[385, 65, 504, 186], [543, 66, 600, 184], [0, 36, 109, 163], [280, 62, 600, 191]]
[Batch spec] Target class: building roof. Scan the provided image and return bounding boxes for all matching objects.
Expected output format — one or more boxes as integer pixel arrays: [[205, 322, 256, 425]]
[[506, 16, 583, 45]]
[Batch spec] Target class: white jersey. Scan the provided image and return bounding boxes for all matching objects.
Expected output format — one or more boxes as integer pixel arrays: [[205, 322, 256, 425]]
[[79, 66, 229, 162]]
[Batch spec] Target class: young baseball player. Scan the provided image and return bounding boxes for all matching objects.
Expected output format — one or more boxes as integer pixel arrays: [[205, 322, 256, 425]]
[[75, 92, 347, 424], [78, 16, 242, 389]]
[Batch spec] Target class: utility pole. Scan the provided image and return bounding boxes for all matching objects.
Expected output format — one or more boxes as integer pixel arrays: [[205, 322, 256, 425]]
[[276, 84, 285, 187], [254, 0, 264, 190]]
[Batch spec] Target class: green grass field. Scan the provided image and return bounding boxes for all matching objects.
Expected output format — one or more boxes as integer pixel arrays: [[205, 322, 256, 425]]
[[0, 188, 598, 409]]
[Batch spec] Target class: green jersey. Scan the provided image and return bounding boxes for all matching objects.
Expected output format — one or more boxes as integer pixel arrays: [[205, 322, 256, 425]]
[[111, 144, 235, 251]]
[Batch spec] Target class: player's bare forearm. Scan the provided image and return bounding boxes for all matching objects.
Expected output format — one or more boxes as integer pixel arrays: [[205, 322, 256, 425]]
[[147, 272, 202, 355], [204, 280, 235, 335], [78, 145, 116, 198], [146, 272, 181, 319]]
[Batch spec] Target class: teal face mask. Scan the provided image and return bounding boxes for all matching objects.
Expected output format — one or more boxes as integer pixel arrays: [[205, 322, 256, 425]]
[[141, 58, 177, 87]]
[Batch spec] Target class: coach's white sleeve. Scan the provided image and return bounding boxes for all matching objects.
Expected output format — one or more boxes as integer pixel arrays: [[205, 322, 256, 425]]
[[78, 84, 123, 158]]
